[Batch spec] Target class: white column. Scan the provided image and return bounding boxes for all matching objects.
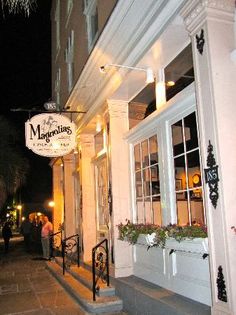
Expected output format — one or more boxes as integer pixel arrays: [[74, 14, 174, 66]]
[[52, 162, 64, 232], [107, 99, 133, 277], [79, 134, 96, 261], [63, 153, 76, 238], [182, 1, 236, 314]]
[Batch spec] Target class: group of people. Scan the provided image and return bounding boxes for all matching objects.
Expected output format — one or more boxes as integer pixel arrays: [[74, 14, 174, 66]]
[[1, 215, 53, 260]]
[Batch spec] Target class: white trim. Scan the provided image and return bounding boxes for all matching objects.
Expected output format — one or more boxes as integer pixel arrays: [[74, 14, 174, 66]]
[[65, 0, 73, 28]]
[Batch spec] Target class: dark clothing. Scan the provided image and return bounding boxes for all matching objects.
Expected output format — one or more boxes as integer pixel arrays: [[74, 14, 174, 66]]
[[2, 223, 12, 253], [20, 220, 32, 251]]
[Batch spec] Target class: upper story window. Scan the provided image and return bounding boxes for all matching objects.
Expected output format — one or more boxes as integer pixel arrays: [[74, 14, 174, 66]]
[[66, 0, 73, 26], [67, 0, 73, 16], [55, 0, 60, 54], [134, 135, 162, 225], [171, 112, 204, 226], [84, 0, 98, 52], [55, 68, 61, 109], [65, 30, 74, 92]]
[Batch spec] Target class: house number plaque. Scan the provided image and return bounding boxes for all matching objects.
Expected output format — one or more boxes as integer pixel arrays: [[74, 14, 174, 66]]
[[204, 140, 219, 208]]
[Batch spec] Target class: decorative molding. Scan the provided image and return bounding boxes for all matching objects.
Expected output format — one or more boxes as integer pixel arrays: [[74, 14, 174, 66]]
[[217, 265, 227, 303], [107, 99, 129, 118], [196, 29, 205, 55], [181, 0, 235, 33], [129, 102, 148, 120], [204, 140, 219, 208]]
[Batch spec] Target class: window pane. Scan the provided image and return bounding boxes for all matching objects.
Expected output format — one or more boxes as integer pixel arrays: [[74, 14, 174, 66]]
[[176, 193, 189, 226], [149, 135, 158, 164], [137, 200, 144, 223], [184, 112, 198, 151], [135, 171, 142, 197], [141, 140, 149, 168], [134, 144, 141, 171], [172, 120, 184, 156], [174, 156, 186, 191], [187, 150, 200, 189], [143, 168, 150, 196], [190, 189, 204, 225], [144, 198, 152, 223], [151, 165, 159, 195], [153, 196, 161, 225]]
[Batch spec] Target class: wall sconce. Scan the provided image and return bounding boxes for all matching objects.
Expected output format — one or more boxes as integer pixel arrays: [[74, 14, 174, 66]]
[[99, 63, 155, 84], [156, 68, 166, 108], [96, 115, 102, 132]]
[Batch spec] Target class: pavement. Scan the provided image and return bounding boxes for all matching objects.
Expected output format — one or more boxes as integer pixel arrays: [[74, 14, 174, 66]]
[[0, 234, 92, 315]]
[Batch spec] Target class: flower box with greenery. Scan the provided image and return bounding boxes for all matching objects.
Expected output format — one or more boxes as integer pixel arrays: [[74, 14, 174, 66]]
[[118, 220, 208, 253]]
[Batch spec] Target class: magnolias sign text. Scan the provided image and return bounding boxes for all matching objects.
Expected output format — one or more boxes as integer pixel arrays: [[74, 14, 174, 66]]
[[25, 113, 76, 157]]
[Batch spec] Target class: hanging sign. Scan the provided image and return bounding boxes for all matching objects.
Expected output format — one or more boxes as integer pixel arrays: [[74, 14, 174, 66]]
[[25, 113, 76, 157]]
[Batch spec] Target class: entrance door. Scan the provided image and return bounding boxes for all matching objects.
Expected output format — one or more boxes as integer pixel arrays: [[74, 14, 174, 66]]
[[95, 156, 110, 243]]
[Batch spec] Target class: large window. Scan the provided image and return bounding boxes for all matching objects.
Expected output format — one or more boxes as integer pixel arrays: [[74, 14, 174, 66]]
[[171, 112, 204, 226], [134, 135, 162, 225], [65, 30, 74, 92], [84, 0, 98, 52]]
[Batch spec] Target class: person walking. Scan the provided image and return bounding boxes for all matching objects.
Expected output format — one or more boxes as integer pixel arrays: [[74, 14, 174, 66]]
[[2, 222, 13, 253], [41, 216, 53, 260], [20, 216, 32, 252]]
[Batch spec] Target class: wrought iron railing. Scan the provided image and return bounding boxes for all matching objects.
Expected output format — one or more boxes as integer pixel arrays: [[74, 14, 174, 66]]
[[62, 234, 80, 275], [50, 230, 63, 258], [92, 239, 110, 301]]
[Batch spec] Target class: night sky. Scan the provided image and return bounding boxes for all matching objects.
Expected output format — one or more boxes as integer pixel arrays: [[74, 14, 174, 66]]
[[0, 1, 52, 204]]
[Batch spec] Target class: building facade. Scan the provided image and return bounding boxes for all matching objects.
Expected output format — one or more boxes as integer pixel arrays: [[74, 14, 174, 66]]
[[50, 1, 236, 314]]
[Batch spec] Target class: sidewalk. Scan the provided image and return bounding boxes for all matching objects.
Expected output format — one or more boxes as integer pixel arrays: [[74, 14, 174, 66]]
[[0, 235, 89, 315]]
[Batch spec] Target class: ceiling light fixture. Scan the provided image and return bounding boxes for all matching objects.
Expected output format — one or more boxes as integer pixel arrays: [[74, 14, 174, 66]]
[[99, 63, 155, 84]]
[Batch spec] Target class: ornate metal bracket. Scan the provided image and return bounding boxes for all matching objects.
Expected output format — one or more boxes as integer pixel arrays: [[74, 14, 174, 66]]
[[196, 29, 205, 55], [217, 265, 227, 302], [204, 141, 219, 208]]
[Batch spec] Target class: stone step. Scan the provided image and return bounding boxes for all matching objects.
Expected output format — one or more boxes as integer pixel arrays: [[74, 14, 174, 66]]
[[54, 257, 115, 297], [115, 275, 211, 315], [47, 260, 123, 314]]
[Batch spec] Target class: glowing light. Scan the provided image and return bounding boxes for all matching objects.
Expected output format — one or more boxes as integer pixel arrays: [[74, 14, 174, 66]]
[[48, 201, 55, 207]]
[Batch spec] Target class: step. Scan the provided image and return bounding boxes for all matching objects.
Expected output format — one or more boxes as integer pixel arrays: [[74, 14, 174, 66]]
[[115, 275, 211, 315], [54, 257, 115, 297], [47, 260, 123, 314]]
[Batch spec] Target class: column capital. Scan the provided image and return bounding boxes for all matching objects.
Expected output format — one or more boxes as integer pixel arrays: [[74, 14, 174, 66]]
[[107, 99, 129, 118], [63, 153, 75, 164], [181, 0, 235, 33], [79, 134, 94, 147]]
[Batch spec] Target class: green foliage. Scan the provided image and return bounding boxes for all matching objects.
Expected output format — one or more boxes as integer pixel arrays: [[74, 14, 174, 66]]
[[117, 220, 207, 248], [0, 116, 29, 207]]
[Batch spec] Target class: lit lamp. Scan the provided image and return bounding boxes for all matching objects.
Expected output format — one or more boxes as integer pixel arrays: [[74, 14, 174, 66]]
[[156, 68, 166, 108], [99, 63, 155, 84], [96, 115, 102, 133], [48, 201, 55, 207]]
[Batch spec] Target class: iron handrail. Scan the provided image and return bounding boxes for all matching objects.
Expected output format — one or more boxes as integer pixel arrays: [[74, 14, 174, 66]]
[[62, 233, 80, 275], [50, 230, 63, 258], [92, 238, 110, 301]]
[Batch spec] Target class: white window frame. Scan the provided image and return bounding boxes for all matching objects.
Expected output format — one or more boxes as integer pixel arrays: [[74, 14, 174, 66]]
[[55, 68, 61, 109], [126, 83, 201, 225], [66, 0, 73, 27], [54, 0, 60, 56], [65, 30, 74, 92], [83, 0, 98, 52]]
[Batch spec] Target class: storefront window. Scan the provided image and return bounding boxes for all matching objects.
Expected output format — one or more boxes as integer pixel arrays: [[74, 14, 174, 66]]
[[171, 112, 205, 226], [134, 135, 161, 225]]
